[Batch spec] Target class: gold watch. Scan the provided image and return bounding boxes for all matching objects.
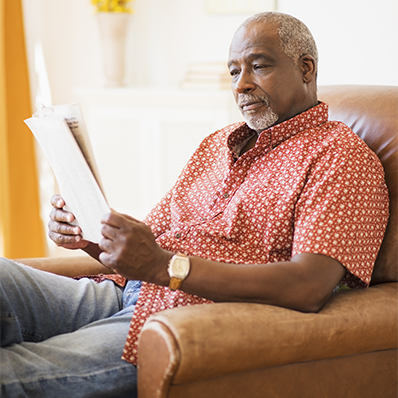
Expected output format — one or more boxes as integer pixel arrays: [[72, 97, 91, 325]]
[[167, 253, 190, 290]]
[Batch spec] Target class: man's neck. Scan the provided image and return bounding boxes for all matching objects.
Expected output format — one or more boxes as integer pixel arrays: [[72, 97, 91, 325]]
[[240, 133, 258, 155]]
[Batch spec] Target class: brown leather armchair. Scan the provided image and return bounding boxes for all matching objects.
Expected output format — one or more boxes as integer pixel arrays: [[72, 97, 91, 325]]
[[19, 85, 398, 397]]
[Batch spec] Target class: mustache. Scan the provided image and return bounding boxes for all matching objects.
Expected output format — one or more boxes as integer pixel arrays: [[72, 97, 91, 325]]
[[238, 94, 270, 107]]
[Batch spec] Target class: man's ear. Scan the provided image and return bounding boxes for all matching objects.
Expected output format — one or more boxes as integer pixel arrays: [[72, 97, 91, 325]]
[[300, 54, 316, 83]]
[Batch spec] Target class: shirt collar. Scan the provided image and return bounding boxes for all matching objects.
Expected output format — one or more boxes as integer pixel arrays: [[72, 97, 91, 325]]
[[228, 102, 329, 157]]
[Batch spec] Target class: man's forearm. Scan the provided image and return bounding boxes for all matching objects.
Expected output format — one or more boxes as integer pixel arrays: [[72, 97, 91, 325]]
[[176, 253, 345, 313]]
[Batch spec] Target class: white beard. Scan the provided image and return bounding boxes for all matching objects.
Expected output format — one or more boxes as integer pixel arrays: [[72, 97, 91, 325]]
[[238, 94, 279, 133], [245, 107, 279, 132]]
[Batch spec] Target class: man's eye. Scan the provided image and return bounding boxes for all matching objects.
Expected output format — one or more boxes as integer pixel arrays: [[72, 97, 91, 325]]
[[253, 64, 266, 70], [229, 69, 239, 76]]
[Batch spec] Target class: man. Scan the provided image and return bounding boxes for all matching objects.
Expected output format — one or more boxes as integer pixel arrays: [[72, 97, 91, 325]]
[[0, 12, 389, 398]]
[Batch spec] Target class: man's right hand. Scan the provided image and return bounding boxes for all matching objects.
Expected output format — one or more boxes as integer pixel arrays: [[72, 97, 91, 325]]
[[48, 194, 90, 250]]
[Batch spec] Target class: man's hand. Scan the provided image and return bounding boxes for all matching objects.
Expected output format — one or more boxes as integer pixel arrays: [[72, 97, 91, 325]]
[[99, 211, 172, 283], [48, 194, 90, 250]]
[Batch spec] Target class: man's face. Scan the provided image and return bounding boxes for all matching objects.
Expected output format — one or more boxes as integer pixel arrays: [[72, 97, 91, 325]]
[[228, 22, 312, 133]]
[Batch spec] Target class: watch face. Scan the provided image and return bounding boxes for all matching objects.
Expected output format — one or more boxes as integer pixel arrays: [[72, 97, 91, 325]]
[[171, 256, 189, 278], [174, 259, 186, 273]]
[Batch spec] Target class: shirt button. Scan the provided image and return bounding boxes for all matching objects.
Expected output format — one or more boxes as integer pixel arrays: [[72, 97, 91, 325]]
[[175, 232, 181, 238], [223, 193, 229, 198], [200, 217, 206, 221]]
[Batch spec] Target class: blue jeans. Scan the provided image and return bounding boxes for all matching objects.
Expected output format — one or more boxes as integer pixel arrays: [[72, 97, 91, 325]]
[[0, 257, 140, 398]]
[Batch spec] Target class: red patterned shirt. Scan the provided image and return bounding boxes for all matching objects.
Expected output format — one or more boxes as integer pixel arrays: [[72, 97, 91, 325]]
[[121, 102, 389, 364]]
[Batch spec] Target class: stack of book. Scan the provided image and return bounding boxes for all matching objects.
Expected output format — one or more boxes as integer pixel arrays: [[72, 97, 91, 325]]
[[181, 62, 231, 90]]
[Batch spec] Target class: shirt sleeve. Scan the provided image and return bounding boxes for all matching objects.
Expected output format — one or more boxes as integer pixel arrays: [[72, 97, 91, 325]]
[[292, 132, 389, 288]]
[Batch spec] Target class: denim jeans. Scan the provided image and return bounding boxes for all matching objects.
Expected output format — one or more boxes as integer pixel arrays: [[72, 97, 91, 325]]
[[0, 257, 139, 398]]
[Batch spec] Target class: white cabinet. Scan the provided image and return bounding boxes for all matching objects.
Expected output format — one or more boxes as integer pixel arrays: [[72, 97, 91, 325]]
[[74, 87, 242, 220]]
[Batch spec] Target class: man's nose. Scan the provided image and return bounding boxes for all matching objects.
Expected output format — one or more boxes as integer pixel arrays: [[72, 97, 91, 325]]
[[233, 70, 256, 94]]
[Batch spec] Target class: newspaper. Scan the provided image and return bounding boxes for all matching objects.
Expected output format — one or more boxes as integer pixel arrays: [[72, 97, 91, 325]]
[[25, 103, 110, 243]]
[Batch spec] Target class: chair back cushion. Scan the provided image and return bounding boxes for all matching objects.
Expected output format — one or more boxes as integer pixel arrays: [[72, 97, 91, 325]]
[[318, 85, 398, 284]]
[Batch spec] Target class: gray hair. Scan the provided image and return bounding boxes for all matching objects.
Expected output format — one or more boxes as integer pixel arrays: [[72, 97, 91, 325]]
[[241, 12, 318, 70]]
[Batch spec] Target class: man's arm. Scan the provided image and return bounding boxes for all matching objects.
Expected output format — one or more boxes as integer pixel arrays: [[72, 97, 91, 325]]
[[98, 211, 346, 313], [179, 253, 344, 313], [48, 196, 345, 313]]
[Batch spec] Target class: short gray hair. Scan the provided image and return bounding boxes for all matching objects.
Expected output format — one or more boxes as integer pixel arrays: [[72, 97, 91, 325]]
[[241, 12, 318, 70]]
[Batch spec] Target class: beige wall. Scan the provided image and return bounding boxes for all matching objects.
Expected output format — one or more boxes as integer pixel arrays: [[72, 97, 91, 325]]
[[23, 0, 398, 106]]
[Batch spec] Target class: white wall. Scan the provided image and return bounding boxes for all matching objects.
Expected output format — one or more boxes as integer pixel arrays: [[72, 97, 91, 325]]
[[278, 0, 398, 87], [23, 0, 398, 106]]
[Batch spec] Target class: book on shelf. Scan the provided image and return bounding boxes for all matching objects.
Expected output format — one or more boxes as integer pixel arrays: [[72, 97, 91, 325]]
[[25, 103, 110, 243], [181, 62, 231, 90]]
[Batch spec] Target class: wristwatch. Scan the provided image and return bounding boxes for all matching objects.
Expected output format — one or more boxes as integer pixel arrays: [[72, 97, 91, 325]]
[[167, 253, 190, 290]]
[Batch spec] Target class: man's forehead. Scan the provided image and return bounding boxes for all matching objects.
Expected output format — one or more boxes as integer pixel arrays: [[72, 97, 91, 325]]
[[232, 21, 279, 41], [229, 22, 281, 61]]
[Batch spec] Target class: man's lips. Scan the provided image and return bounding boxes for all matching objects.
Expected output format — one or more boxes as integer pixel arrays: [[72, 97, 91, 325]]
[[240, 101, 265, 112]]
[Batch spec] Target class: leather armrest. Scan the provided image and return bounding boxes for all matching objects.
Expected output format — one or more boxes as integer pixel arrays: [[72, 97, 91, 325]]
[[138, 283, 398, 386], [14, 255, 114, 277]]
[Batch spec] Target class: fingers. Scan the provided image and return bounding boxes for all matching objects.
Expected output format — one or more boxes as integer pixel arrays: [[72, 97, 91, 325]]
[[50, 194, 65, 208], [50, 194, 75, 224], [98, 224, 119, 256], [100, 210, 124, 228], [99, 211, 136, 267], [118, 212, 140, 223], [98, 234, 119, 270], [48, 206, 80, 238], [48, 227, 81, 245], [48, 194, 85, 249], [100, 211, 135, 241], [99, 210, 144, 248], [48, 218, 80, 236], [48, 217, 81, 242], [48, 222, 89, 250], [98, 251, 116, 270], [49, 206, 74, 224], [101, 210, 142, 227]]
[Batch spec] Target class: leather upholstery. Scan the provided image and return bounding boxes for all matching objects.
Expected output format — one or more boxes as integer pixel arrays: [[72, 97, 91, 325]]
[[141, 283, 397, 385], [138, 283, 398, 397], [164, 349, 397, 398]]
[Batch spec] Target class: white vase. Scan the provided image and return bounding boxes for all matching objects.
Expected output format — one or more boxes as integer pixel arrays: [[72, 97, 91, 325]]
[[96, 13, 130, 87]]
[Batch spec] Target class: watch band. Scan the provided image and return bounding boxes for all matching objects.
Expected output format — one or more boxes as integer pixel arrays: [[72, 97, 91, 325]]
[[169, 276, 183, 291]]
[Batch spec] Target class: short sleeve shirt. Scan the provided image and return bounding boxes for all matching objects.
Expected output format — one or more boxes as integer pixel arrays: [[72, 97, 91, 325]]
[[121, 102, 389, 364]]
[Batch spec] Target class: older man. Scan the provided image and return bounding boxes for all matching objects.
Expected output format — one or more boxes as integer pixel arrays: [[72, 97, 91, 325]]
[[0, 12, 389, 398]]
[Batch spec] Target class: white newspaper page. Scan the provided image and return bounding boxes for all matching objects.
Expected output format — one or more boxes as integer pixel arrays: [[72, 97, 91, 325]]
[[34, 103, 105, 195], [25, 114, 110, 243], [50, 103, 105, 194]]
